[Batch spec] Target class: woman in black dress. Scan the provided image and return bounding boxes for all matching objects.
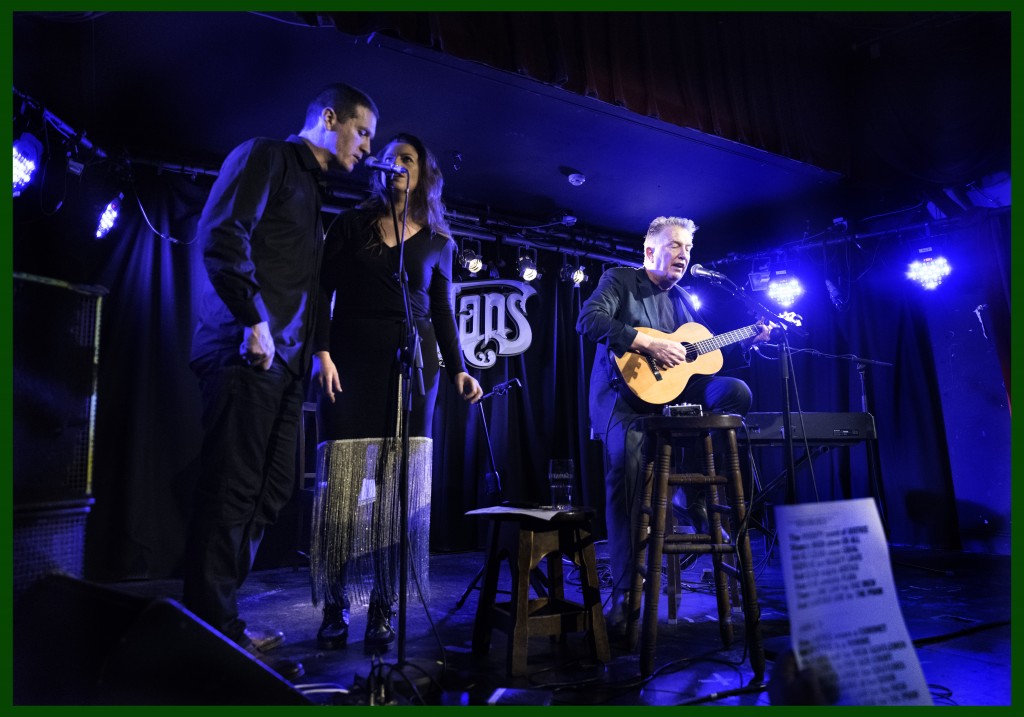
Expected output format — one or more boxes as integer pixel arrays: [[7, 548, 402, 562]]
[[309, 133, 482, 651]]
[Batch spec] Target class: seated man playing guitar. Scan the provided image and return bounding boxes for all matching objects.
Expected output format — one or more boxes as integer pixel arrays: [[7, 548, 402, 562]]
[[576, 215, 771, 635]]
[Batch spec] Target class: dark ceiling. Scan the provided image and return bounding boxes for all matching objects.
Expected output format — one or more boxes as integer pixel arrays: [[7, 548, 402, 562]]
[[12, 11, 1011, 262]]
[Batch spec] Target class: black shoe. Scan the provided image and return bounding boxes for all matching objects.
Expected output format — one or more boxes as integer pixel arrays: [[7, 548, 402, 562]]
[[317, 603, 350, 650], [244, 626, 285, 653], [364, 600, 395, 650], [604, 590, 629, 639], [687, 491, 709, 535]]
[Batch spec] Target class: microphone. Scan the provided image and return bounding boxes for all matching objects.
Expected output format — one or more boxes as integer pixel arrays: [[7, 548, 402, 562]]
[[491, 378, 521, 395], [364, 156, 407, 175], [690, 264, 727, 281], [825, 279, 843, 309], [481, 378, 522, 401]]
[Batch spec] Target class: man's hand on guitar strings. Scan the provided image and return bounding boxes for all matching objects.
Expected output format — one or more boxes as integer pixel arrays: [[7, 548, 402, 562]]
[[642, 334, 689, 368]]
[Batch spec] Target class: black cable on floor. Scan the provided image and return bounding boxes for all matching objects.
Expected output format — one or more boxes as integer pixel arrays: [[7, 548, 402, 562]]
[[911, 619, 1010, 648]]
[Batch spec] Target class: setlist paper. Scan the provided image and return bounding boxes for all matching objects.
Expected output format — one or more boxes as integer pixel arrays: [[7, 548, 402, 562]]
[[775, 498, 931, 706]]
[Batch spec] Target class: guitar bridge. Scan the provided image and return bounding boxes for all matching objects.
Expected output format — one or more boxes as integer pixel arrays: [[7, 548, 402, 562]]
[[644, 354, 663, 381]]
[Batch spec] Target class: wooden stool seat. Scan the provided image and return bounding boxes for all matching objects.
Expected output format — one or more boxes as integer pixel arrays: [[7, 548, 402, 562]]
[[626, 414, 766, 683], [472, 508, 610, 676]]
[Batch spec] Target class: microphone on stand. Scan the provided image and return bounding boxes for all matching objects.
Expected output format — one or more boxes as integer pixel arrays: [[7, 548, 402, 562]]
[[825, 279, 845, 310], [482, 378, 522, 401], [690, 263, 728, 281], [364, 156, 407, 175]]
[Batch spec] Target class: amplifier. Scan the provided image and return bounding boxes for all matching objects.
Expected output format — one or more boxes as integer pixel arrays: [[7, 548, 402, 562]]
[[740, 412, 877, 445]]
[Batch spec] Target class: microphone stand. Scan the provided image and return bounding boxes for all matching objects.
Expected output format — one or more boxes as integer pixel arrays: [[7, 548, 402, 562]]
[[692, 270, 807, 504], [778, 347, 893, 530], [384, 173, 421, 667], [453, 379, 531, 610]]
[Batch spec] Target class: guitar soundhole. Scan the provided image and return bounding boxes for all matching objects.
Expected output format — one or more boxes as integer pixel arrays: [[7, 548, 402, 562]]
[[681, 342, 698, 362]]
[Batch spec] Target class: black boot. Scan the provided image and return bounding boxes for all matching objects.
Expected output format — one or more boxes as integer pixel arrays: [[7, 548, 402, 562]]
[[364, 599, 395, 650], [686, 489, 709, 535], [317, 602, 350, 650], [604, 589, 629, 638]]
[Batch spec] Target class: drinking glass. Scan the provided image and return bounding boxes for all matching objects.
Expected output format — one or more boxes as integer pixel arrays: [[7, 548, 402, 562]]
[[548, 459, 574, 509]]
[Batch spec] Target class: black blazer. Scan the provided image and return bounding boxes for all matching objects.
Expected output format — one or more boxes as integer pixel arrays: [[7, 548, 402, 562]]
[[576, 267, 701, 439]]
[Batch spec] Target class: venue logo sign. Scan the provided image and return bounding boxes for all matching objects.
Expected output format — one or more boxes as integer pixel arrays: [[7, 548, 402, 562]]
[[452, 280, 536, 369]]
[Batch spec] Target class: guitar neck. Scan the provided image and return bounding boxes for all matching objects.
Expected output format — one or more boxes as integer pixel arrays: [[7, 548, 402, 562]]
[[691, 324, 760, 356]]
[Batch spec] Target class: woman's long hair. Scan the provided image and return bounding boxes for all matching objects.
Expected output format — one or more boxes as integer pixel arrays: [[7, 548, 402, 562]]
[[358, 133, 450, 245]]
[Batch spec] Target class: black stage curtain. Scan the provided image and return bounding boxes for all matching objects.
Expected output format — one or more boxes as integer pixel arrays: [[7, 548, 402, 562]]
[[325, 12, 1010, 188]]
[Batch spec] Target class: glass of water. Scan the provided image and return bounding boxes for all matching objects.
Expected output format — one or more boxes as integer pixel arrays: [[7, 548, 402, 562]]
[[548, 459, 574, 509]]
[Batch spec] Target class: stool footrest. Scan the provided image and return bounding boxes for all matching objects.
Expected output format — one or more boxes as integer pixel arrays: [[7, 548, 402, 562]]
[[719, 562, 740, 580], [668, 472, 727, 486], [663, 540, 734, 555]]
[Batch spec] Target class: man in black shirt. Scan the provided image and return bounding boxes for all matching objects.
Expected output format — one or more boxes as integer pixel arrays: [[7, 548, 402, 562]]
[[185, 83, 378, 678], [576, 216, 769, 635]]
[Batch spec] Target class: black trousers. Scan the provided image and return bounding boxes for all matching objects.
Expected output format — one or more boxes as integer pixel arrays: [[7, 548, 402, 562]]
[[183, 349, 303, 642]]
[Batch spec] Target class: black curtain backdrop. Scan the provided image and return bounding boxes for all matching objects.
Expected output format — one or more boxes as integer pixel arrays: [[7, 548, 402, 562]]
[[324, 11, 1010, 190], [12, 171, 1011, 583]]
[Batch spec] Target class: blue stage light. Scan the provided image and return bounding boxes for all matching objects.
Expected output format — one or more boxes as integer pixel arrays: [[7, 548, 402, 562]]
[[13, 133, 43, 196], [767, 275, 803, 308], [95, 192, 124, 239], [906, 254, 951, 290]]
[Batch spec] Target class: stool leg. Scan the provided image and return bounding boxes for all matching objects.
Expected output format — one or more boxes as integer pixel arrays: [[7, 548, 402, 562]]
[[626, 452, 654, 651], [576, 527, 611, 664], [547, 537, 566, 644], [472, 520, 504, 657], [508, 527, 534, 676], [704, 432, 735, 647], [707, 480, 735, 646], [640, 438, 672, 676], [667, 508, 679, 624], [726, 428, 766, 684]]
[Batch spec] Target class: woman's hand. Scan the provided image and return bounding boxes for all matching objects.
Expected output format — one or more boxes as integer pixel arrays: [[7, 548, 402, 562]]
[[312, 351, 342, 403], [455, 372, 483, 404]]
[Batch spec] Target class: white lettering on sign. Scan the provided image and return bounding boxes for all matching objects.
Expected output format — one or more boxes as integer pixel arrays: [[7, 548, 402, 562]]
[[452, 280, 536, 369]]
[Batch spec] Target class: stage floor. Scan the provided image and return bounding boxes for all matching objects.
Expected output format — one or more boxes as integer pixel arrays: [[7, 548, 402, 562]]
[[81, 534, 1011, 707]]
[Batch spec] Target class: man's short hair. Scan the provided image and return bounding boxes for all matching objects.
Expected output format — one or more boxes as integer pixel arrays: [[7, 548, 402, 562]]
[[304, 83, 379, 129], [644, 216, 698, 247]]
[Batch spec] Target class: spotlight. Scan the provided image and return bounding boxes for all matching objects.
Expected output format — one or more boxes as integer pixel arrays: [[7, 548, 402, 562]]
[[559, 263, 588, 287], [516, 248, 539, 282], [458, 249, 484, 276], [13, 132, 43, 196], [95, 192, 124, 239], [461, 250, 484, 275], [458, 238, 485, 277], [767, 273, 803, 308], [517, 256, 538, 282], [906, 248, 951, 290]]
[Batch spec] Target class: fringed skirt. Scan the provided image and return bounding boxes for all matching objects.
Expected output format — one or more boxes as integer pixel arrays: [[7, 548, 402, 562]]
[[309, 436, 432, 609]]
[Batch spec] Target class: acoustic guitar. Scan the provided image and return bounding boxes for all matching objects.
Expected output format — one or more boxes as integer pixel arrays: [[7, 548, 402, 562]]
[[612, 322, 763, 406]]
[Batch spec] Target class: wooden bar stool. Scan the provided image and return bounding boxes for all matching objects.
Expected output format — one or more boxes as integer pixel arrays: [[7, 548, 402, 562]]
[[625, 414, 765, 683], [471, 509, 610, 677]]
